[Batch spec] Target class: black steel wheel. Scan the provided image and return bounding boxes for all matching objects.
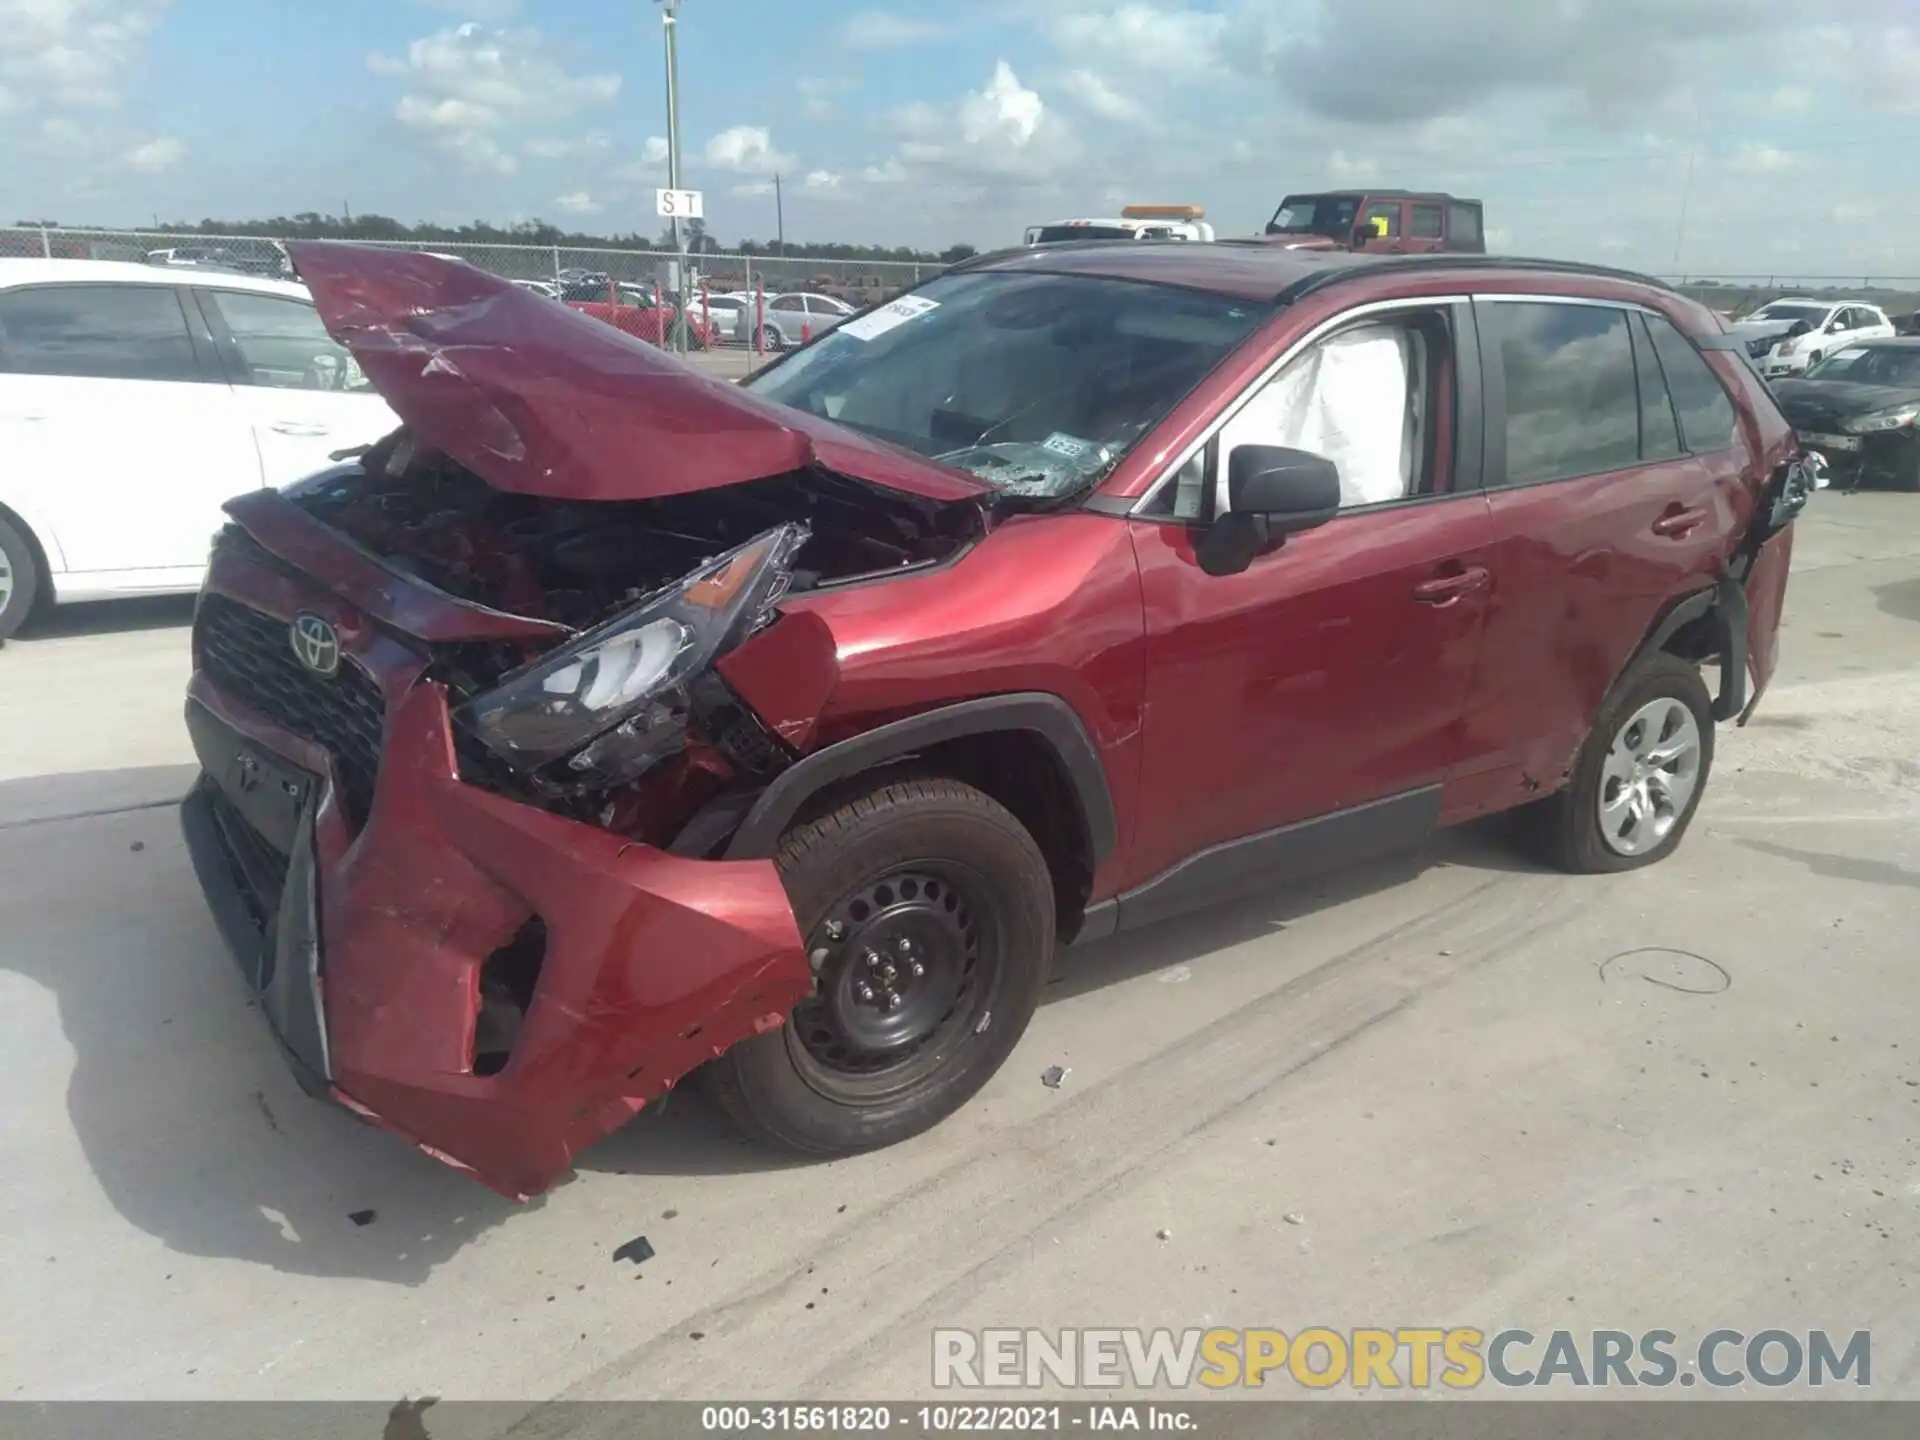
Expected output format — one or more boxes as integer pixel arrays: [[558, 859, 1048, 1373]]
[[705, 777, 1055, 1155]]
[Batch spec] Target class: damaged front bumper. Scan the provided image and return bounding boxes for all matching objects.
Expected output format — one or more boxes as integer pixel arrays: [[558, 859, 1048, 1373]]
[[180, 560, 813, 1200]]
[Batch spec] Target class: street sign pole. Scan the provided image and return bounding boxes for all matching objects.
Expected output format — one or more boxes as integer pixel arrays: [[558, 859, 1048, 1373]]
[[660, 0, 687, 355]]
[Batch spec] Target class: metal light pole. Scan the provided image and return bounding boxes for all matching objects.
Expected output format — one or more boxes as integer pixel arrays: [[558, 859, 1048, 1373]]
[[659, 0, 687, 354]]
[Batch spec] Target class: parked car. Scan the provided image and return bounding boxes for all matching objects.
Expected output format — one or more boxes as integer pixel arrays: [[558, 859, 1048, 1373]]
[[688, 290, 754, 344], [1729, 298, 1896, 380], [148, 244, 290, 279], [0, 259, 399, 639], [510, 278, 562, 300], [568, 292, 719, 350], [177, 242, 1810, 1199], [1771, 338, 1920, 490], [756, 291, 856, 350], [1261, 190, 1486, 254]]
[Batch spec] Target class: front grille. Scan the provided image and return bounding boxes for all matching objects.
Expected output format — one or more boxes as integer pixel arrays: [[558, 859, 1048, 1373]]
[[197, 595, 387, 828]]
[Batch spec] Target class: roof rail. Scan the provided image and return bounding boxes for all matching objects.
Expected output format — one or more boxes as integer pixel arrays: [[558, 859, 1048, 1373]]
[[1273, 252, 1682, 304]]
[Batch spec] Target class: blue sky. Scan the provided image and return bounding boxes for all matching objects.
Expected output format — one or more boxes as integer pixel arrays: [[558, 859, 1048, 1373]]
[[4, 0, 1919, 273]]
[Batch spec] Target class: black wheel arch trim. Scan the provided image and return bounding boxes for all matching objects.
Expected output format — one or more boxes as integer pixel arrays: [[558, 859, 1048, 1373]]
[[713, 692, 1119, 866], [1636, 577, 1749, 723]]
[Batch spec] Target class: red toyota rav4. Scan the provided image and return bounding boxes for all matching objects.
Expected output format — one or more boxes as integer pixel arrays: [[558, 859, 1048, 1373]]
[[180, 241, 1813, 1199]]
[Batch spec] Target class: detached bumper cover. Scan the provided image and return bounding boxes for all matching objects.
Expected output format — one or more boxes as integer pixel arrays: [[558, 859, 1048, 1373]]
[[181, 677, 811, 1200]]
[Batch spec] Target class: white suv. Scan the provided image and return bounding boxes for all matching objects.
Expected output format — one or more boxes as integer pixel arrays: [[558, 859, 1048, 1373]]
[[0, 260, 399, 639], [1735, 298, 1897, 380]]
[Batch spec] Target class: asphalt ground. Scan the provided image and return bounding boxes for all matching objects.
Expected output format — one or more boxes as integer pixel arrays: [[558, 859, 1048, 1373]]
[[2, 489, 1917, 1405]]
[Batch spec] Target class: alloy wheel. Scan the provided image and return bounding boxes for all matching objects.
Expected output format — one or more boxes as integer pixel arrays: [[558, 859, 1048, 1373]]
[[1597, 697, 1704, 857]]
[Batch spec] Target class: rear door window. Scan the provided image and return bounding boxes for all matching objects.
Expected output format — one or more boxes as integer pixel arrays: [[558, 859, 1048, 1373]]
[[0, 283, 202, 382], [1411, 204, 1445, 240], [1483, 301, 1640, 486], [1642, 313, 1740, 453]]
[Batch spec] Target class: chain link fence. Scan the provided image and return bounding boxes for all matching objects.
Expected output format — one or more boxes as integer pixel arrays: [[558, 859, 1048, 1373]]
[[0, 226, 953, 353], [7, 226, 1917, 341]]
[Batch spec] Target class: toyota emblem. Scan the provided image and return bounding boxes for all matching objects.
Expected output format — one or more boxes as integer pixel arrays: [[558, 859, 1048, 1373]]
[[289, 613, 341, 678]]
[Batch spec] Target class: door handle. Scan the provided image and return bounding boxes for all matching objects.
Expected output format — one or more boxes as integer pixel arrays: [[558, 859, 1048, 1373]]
[[1413, 565, 1490, 604], [1651, 506, 1707, 538], [271, 421, 330, 437]]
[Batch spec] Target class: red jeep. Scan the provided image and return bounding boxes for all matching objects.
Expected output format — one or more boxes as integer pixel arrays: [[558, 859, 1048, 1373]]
[[180, 243, 1810, 1198], [1265, 190, 1486, 255]]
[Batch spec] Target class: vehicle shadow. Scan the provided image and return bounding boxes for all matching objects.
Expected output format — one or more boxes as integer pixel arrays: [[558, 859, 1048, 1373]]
[[6, 759, 1549, 1280], [12, 593, 196, 641], [0, 765, 540, 1286]]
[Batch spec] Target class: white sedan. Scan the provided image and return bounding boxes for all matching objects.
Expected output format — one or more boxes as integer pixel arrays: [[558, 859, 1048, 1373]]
[[0, 259, 399, 639], [1733, 298, 1897, 380]]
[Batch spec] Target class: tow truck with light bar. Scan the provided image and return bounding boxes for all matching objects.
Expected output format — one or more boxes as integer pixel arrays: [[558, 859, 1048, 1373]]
[[1023, 204, 1217, 247]]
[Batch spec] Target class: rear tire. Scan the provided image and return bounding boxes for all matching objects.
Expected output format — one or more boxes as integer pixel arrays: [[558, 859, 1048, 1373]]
[[1515, 654, 1715, 874], [705, 777, 1055, 1156], [0, 514, 46, 642]]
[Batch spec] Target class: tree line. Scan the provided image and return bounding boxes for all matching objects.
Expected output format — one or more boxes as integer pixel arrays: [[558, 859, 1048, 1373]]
[[13, 212, 979, 265]]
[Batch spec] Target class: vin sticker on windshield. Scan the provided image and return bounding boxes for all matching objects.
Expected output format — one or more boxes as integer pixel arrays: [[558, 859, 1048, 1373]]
[[1041, 432, 1094, 459], [839, 295, 940, 342]]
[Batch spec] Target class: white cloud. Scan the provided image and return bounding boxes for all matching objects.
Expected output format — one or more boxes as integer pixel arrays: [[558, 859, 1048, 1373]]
[[368, 23, 619, 175], [525, 132, 610, 159], [612, 135, 672, 183], [1046, 4, 1227, 80], [1729, 143, 1796, 173], [805, 169, 843, 190], [701, 124, 794, 173], [1059, 69, 1138, 124], [121, 134, 183, 171], [0, 0, 170, 112], [798, 75, 855, 121], [838, 10, 947, 50], [554, 190, 601, 214], [1325, 150, 1378, 183], [880, 60, 1080, 193], [731, 181, 776, 198]]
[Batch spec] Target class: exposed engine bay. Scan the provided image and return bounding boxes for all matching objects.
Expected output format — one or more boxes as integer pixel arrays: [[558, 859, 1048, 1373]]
[[293, 430, 981, 634], [280, 430, 983, 840]]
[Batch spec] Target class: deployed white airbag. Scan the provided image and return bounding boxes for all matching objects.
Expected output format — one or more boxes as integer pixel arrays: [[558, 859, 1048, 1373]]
[[1231, 323, 1413, 508]]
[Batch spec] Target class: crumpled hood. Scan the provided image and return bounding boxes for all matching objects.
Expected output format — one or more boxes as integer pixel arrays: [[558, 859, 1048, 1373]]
[[287, 242, 987, 505]]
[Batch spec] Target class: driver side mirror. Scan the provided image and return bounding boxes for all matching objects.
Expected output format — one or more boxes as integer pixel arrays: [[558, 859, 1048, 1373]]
[[1195, 445, 1342, 577]]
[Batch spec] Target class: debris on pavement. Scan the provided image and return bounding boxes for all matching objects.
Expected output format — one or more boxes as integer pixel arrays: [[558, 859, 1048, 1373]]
[[1156, 1228, 1172, 1242], [130, 841, 146, 853], [1042, 1065, 1069, 1089], [349, 1209, 377, 1227], [613, 1236, 656, 1267], [1283, 1212, 1306, 1226]]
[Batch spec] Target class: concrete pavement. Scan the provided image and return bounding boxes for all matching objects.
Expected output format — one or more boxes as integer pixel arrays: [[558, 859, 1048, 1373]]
[[2, 492, 1918, 1405]]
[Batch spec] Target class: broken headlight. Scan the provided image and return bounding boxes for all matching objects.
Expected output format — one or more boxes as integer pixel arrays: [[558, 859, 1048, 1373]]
[[457, 521, 810, 786]]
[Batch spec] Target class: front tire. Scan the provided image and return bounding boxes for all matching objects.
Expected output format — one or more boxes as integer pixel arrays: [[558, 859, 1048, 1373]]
[[705, 777, 1055, 1155], [1516, 654, 1715, 874], [0, 513, 46, 642]]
